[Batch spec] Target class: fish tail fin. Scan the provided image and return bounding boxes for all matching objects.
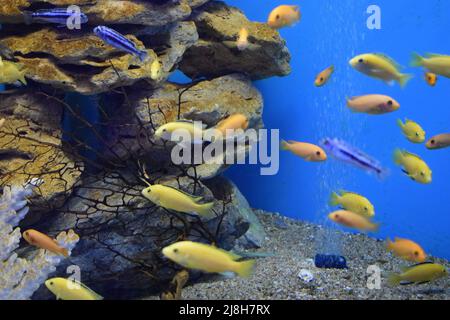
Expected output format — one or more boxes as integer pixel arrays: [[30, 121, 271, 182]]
[[329, 192, 340, 206], [399, 73, 413, 88], [280, 140, 290, 151], [410, 52, 424, 67], [19, 71, 27, 85], [236, 259, 256, 278], [388, 273, 402, 286], [377, 167, 390, 181], [393, 149, 404, 165], [197, 202, 215, 217], [138, 50, 148, 63], [396, 119, 404, 128], [61, 248, 69, 257]]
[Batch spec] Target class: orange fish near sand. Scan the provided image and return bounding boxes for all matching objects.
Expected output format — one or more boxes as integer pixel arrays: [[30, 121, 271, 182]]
[[23, 229, 69, 257], [328, 210, 379, 232], [425, 72, 437, 87], [281, 140, 327, 162], [267, 5, 301, 29], [315, 66, 334, 87], [386, 237, 427, 263]]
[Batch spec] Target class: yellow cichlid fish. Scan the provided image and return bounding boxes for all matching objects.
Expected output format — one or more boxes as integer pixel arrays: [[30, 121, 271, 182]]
[[426, 133, 450, 150], [411, 53, 450, 78], [346, 94, 400, 115], [236, 28, 249, 51], [45, 277, 103, 300], [329, 191, 375, 218], [315, 65, 334, 87], [397, 119, 426, 143], [425, 72, 437, 86], [386, 237, 427, 263], [154, 120, 205, 144], [328, 210, 379, 233], [142, 184, 214, 217], [267, 5, 301, 29], [0, 57, 27, 85], [23, 229, 70, 257], [150, 58, 162, 81], [162, 241, 256, 277], [394, 149, 432, 184], [350, 53, 412, 87], [388, 262, 447, 286]]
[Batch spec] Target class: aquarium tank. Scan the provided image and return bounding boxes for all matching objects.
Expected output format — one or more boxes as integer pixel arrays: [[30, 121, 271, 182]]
[[0, 0, 449, 303]]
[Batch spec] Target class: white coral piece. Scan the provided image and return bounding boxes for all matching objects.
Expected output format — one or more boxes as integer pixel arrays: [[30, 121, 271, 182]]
[[0, 181, 79, 300]]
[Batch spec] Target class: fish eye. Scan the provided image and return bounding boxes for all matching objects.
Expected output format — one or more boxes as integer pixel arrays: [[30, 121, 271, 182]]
[[173, 248, 179, 253], [420, 172, 425, 176], [416, 132, 420, 137], [431, 139, 436, 144], [387, 100, 393, 106], [275, 14, 280, 20], [358, 58, 364, 63], [49, 281, 54, 286], [414, 251, 419, 256], [25, 231, 29, 236], [335, 214, 339, 219], [316, 151, 321, 156], [364, 207, 368, 211], [320, 77, 324, 82]]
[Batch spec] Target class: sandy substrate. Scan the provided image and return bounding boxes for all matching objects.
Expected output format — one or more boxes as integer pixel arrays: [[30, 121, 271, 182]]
[[147, 210, 449, 300]]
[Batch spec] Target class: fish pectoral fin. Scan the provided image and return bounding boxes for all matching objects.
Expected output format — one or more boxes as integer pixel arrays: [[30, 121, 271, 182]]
[[401, 169, 410, 176], [219, 272, 237, 279]]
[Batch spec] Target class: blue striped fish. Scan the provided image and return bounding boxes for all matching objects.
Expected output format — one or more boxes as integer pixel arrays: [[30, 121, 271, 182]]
[[93, 26, 148, 62], [321, 138, 389, 179], [24, 8, 88, 26]]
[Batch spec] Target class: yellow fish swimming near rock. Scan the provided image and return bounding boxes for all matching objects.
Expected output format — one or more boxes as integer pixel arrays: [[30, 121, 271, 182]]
[[426, 133, 450, 150], [411, 53, 450, 78], [142, 184, 215, 217], [314, 65, 334, 87], [236, 28, 249, 51], [267, 5, 301, 29], [329, 191, 375, 218], [0, 57, 27, 85], [393, 149, 432, 184], [397, 119, 426, 143], [162, 241, 255, 277], [45, 277, 103, 300], [388, 262, 447, 286], [154, 120, 205, 144], [346, 94, 400, 115], [349, 53, 412, 87]]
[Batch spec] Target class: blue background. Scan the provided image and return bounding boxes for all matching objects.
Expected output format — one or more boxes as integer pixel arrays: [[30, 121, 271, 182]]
[[221, 0, 450, 259]]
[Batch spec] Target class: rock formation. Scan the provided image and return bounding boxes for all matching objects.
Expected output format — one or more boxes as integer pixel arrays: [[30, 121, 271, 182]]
[[0, 0, 290, 299]]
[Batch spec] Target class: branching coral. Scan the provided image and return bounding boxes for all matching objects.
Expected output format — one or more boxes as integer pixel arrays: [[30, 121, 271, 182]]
[[0, 179, 80, 300]]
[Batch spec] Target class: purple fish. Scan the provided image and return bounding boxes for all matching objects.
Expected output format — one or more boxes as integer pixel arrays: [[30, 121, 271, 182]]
[[93, 26, 148, 62], [24, 8, 88, 25], [321, 138, 389, 179]]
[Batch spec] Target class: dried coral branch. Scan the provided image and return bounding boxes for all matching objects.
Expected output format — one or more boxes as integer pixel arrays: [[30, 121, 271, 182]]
[[0, 180, 79, 300]]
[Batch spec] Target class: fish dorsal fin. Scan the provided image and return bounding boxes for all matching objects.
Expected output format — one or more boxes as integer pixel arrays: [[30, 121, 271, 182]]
[[209, 243, 241, 260], [408, 261, 435, 269], [161, 184, 202, 201], [175, 119, 207, 128], [426, 53, 450, 58], [339, 190, 361, 197], [373, 53, 402, 69], [401, 150, 423, 161]]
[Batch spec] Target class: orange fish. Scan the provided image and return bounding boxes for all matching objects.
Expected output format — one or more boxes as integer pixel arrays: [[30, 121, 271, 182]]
[[386, 237, 427, 263], [315, 65, 334, 87], [426, 133, 450, 150], [328, 210, 379, 232], [267, 5, 301, 29], [236, 28, 249, 51], [214, 114, 249, 135], [23, 229, 69, 257], [425, 72, 437, 87], [281, 140, 327, 162]]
